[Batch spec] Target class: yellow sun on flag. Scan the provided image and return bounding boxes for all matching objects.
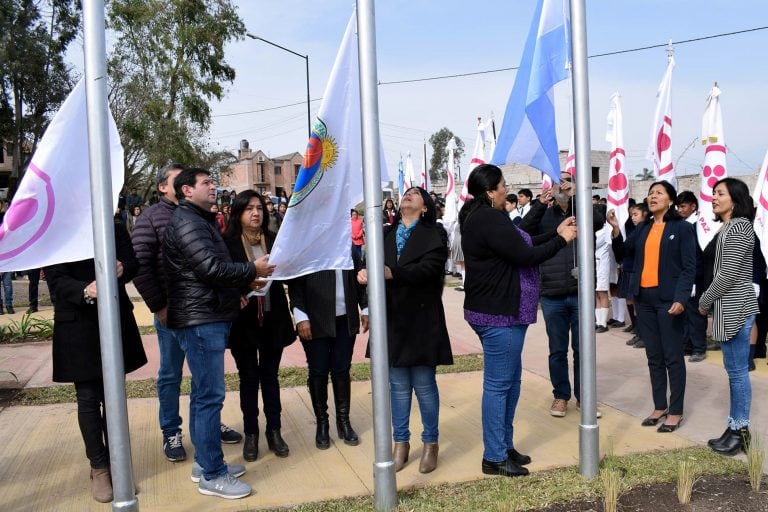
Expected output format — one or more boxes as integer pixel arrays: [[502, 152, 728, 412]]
[[320, 137, 338, 170]]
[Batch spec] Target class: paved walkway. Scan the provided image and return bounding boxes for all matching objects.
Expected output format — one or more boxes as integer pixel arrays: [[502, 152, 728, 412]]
[[0, 285, 766, 511]]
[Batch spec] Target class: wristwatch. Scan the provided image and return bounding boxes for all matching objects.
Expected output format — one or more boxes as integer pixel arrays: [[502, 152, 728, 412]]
[[83, 287, 95, 305]]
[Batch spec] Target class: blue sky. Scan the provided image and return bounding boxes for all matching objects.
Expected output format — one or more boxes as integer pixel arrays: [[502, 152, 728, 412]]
[[206, 0, 768, 179]]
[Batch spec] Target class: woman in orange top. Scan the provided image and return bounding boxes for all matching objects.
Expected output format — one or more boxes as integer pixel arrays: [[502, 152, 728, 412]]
[[618, 181, 696, 432]]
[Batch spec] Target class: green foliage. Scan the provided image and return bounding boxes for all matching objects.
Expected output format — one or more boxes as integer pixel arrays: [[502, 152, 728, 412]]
[[106, 0, 246, 188], [0, 312, 54, 343], [0, 0, 80, 197], [428, 127, 465, 182]]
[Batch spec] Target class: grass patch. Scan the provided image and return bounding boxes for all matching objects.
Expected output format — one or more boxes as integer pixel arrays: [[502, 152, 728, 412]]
[[138, 325, 157, 335], [9, 354, 484, 406], [255, 447, 746, 512], [0, 313, 53, 344]]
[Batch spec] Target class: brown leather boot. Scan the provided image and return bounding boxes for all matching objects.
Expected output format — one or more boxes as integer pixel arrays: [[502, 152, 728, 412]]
[[419, 443, 439, 474], [90, 468, 113, 503], [393, 442, 410, 472]]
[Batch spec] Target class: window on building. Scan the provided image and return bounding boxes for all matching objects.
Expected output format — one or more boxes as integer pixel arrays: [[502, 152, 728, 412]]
[[257, 163, 265, 183], [592, 166, 600, 184], [294, 164, 301, 177], [274, 165, 282, 175]]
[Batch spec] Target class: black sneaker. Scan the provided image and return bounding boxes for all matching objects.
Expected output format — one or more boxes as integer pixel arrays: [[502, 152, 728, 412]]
[[608, 320, 625, 328], [633, 339, 646, 349], [595, 325, 609, 333], [626, 335, 640, 346], [622, 325, 635, 333], [163, 431, 187, 462], [7, 306, 15, 314], [220, 424, 243, 444]]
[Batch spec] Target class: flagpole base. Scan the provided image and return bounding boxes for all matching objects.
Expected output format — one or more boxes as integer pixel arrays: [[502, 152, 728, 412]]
[[372, 460, 397, 511]]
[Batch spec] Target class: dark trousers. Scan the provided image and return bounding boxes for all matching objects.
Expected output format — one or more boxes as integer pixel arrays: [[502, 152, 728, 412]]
[[636, 287, 686, 415], [74, 379, 110, 469], [683, 296, 707, 355], [27, 268, 40, 308], [301, 316, 355, 380], [230, 321, 285, 433]]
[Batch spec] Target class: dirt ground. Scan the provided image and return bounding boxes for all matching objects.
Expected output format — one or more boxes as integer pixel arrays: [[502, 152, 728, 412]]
[[532, 474, 768, 512]]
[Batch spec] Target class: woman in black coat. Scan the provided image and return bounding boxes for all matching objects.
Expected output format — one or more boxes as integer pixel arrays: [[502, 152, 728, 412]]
[[358, 186, 451, 474], [224, 190, 296, 462], [45, 220, 147, 503]]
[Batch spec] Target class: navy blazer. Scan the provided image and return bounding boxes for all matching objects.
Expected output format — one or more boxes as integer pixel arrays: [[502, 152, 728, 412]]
[[625, 219, 696, 304]]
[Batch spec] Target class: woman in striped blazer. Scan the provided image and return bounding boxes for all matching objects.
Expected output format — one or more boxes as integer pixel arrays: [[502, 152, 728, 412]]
[[698, 178, 759, 456]]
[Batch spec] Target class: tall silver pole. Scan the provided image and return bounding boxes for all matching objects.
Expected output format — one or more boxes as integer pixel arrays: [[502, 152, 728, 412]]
[[569, 0, 599, 479], [83, 1, 138, 510], [355, 2, 397, 510]]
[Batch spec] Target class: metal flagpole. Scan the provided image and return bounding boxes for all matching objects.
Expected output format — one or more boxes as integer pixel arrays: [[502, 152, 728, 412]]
[[355, 1, 398, 510], [83, 1, 139, 509], [569, 0, 599, 479]]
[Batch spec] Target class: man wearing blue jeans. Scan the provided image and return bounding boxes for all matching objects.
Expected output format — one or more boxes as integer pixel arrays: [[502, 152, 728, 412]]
[[0, 272, 14, 314], [520, 172, 604, 418], [133, 164, 243, 464], [164, 168, 273, 499]]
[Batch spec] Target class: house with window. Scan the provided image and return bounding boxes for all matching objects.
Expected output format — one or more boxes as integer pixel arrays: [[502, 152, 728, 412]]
[[221, 139, 303, 199]]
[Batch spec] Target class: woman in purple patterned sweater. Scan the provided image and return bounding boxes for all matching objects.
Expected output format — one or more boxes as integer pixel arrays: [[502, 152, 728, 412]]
[[459, 164, 577, 477]]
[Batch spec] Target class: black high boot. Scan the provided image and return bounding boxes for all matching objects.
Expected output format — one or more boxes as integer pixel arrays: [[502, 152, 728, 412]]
[[711, 427, 750, 456], [748, 345, 757, 371], [331, 374, 359, 446], [308, 376, 330, 449]]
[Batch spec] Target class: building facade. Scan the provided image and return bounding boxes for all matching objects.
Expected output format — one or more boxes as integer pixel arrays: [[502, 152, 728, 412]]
[[221, 139, 303, 198]]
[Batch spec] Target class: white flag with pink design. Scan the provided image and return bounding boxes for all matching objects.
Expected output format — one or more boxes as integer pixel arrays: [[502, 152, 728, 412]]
[[696, 85, 726, 250], [752, 150, 768, 267], [606, 92, 629, 239], [443, 140, 459, 224], [458, 118, 487, 209], [647, 57, 676, 188], [0, 79, 124, 271]]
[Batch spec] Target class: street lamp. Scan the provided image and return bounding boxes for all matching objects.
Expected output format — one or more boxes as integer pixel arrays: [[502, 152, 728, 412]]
[[246, 33, 311, 139]]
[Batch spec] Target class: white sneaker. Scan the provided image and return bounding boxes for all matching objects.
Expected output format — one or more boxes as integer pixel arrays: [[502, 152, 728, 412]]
[[191, 461, 246, 483], [198, 472, 252, 499]]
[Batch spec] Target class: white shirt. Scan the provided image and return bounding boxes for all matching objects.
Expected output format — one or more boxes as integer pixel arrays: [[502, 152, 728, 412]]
[[293, 269, 368, 323]]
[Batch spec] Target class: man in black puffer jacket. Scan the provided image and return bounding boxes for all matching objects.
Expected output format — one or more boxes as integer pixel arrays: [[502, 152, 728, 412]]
[[163, 168, 273, 499], [519, 171, 604, 419]]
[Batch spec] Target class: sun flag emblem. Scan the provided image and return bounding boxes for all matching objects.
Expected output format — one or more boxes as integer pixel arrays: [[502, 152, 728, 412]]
[[289, 118, 338, 207]]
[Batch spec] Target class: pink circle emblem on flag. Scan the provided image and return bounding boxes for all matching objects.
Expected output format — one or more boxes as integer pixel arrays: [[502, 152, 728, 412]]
[[0, 164, 56, 260], [700, 145, 727, 202]]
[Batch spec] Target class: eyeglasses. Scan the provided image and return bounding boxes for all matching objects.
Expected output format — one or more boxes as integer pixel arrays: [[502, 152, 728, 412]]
[[561, 177, 573, 183]]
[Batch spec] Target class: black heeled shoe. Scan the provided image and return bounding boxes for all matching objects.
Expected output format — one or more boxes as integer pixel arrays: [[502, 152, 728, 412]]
[[481, 458, 529, 477], [707, 427, 730, 447], [657, 416, 683, 433], [266, 429, 290, 457], [711, 427, 750, 456], [641, 411, 668, 426], [506, 448, 532, 466]]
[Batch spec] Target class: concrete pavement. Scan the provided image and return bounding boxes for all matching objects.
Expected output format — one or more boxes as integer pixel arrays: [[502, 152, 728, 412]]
[[0, 285, 766, 511]]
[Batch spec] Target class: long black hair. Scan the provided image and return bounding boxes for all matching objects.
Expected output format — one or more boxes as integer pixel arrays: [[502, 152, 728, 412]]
[[712, 177, 754, 222], [645, 180, 681, 223], [458, 164, 503, 231], [394, 186, 436, 226], [224, 189, 274, 240]]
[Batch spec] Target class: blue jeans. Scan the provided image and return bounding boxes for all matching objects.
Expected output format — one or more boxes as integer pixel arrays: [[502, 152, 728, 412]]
[[177, 321, 230, 480], [471, 324, 528, 462], [540, 295, 580, 401], [155, 317, 186, 438], [721, 315, 754, 429], [389, 366, 439, 443], [1, 273, 13, 308]]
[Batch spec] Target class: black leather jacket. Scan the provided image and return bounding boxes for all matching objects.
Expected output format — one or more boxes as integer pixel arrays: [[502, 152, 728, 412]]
[[163, 200, 257, 328]]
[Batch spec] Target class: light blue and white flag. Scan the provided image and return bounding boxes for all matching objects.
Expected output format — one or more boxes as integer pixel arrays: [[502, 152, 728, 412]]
[[269, 13, 363, 279], [491, 0, 570, 183]]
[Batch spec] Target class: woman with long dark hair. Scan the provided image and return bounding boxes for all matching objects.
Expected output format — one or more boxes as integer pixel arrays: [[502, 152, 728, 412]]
[[382, 198, 397, 226], [623, 181, 696, 432], [459, 164, 577, 477], [699, 178, 759, 455], [224, 190, 296, 461], [358, 186, 451, 473]]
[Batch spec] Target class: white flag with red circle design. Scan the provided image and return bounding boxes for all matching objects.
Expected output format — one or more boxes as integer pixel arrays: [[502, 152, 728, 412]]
[[606, 92, 629, 239], [696, 85, 726, 250], [752, 150, 768, 270], [458, 118, 487, 209], [647, 57, 676, 188]]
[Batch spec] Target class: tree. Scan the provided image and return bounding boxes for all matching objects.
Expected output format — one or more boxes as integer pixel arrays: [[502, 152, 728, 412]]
[[107, 0, 246, 188], [428, 127, 464, 181], [0, 0, 80, 198], [635, 167, 654, 180]]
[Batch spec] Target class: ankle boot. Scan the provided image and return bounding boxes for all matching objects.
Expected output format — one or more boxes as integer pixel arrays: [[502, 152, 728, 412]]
[[712, 427, 750, 456], [90, 467, 113, 503], [707, 427, 730, 447], [393, 442, 410, 472], [308, 377, 330, 449], [243, 433, 259, 461], [266, 428, 290, 457], [419, 442, 439, 473], [331, 374, 359, 446]]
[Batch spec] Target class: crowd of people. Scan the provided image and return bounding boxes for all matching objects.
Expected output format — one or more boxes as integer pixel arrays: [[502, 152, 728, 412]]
[[38, 161, 766, 503]]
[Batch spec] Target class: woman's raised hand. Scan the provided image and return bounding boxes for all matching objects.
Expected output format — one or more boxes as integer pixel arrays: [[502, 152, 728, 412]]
[[606, 209, 619, 228], [557, 216, 578, 242]]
